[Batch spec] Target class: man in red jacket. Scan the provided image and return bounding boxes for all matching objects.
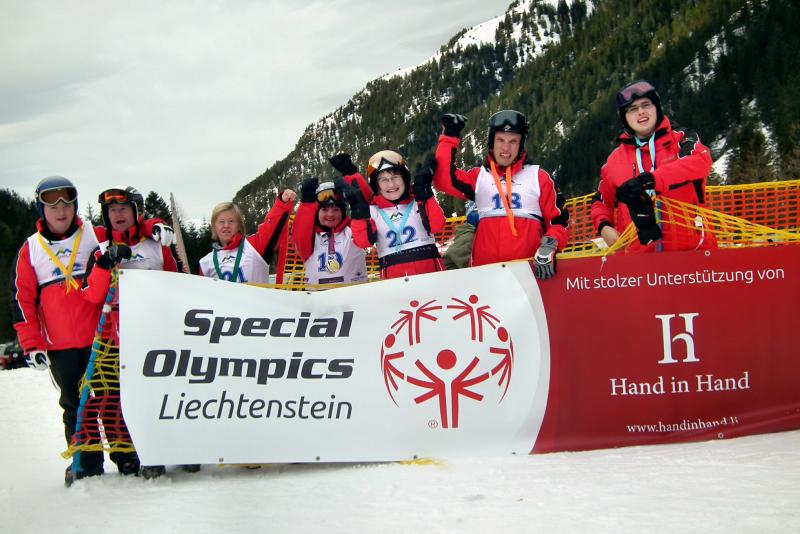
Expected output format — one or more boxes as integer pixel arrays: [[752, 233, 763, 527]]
[[433, 110, 569, 279], [591, 80, 715, 252]]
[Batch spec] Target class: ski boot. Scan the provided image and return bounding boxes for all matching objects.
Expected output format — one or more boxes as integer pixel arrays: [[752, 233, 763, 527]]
[[179, 464, 201, 473], [139, 465, 166, 479], [64, 463, 104, 487], [117, 457, 141, 476]]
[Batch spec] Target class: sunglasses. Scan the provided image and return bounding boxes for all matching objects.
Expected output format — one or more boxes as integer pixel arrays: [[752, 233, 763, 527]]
[[367, 151, 406, 178], [616, 80, 656, 108], [38, 188, 77, 206]]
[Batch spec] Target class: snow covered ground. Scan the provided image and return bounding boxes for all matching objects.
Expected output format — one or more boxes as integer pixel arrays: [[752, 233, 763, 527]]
[[1, 367, 798, 533]]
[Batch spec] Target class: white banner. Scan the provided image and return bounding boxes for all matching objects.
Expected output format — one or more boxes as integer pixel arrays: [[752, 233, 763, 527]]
[[119, 263, 550, 465]]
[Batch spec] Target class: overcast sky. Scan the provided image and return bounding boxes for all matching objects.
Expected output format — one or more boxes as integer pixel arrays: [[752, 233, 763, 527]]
[[1, 0, 509, 221]]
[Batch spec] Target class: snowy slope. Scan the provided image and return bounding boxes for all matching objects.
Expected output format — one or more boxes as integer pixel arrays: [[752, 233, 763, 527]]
[[1, 367, 798, 533]]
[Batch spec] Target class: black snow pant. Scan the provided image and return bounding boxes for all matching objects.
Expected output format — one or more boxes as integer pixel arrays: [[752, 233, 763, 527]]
[[49, 346, 105, 473]]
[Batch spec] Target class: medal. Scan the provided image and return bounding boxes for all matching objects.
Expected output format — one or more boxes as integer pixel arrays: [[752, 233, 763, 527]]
[[325, 255, 340, 273]]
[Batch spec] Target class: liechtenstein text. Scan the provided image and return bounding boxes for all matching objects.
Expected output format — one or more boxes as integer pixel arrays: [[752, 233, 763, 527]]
[[159, 391, 353, 420]]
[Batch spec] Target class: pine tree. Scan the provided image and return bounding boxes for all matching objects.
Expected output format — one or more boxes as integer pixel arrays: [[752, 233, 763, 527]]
[[726, 111, 777, 184], [144, 191, 172, 221], [83, 203, 102, 226]]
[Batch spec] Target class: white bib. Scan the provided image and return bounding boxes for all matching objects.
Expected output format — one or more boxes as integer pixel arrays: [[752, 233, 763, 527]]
[[370, 202, 436, 258], [27, 222, 100, 287], [199, 239, 270, 283], [474, 164, 543, 221], [303, 227, 367, 285]]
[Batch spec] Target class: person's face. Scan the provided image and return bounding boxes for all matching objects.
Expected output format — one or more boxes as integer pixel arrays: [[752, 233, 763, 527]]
[[108, 203, 136, 233], [492, 132, 522, 167], [376, 170, 405, 202], [213, 209, 241, 246], [43, 201, 76, 237], [625, 97, 657, 138], [318, 205, 343, 229]]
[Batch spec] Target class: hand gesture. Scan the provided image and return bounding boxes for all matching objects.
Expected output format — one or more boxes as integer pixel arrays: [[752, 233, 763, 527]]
[[329, 153, 358, 176], [441, 113, 467, 138]]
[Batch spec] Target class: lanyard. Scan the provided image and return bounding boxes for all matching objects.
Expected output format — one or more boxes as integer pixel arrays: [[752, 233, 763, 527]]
[[377, 202, 415, 252], [37, 227, 83, 293], [488, 160, 518, 237], [324, 230, 340, 273], [635, 133, 656, 174], [213, 237, 245, 282]]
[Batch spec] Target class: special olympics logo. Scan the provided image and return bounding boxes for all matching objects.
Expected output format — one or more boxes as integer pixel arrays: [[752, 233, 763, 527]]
[[380, 295, 514, 429]]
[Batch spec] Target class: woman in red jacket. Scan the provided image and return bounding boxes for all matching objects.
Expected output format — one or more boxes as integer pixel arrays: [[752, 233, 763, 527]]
[[82, 185, 184, 479], [590, 80, 715, 252], [291, 177, 367, 287], [333, 151, 446, 280]]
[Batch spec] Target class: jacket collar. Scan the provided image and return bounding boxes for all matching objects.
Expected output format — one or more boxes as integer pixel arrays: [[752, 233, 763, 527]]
[[618, 116, 673, 146], [484, 151, 528, 175], [36, 216, 83, 242], [214, 232, 244, 251]]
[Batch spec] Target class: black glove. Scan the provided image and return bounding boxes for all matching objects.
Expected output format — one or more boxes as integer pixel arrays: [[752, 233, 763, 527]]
[[329, 153, 358, 176], [533, 236, 558, 280], [628, 199, 663, 245], [300, 177, 319, 203], [615, 172, 654, 205], [412, 167, 434, 201], [677, 128, 700, 157], [441, 113, 467, 138], [97, 244, 132, 270], [336, 178, 371, 220]]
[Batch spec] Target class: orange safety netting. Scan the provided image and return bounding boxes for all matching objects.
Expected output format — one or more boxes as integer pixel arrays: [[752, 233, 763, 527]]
[[276, 179, 800, 287], [560, 179, 800, 257]]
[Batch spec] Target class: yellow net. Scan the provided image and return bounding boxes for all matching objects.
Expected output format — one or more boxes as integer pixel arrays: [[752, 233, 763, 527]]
[[62, 273, 136, 459]]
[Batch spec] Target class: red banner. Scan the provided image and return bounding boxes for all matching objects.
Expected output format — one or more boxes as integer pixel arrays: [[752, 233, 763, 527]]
[[534, 245, 800, 453]]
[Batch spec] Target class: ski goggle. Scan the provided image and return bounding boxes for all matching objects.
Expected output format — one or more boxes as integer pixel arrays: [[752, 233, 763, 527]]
[[489, 110, 527, 133], [615, 80, 657, 109], [38, 188, 77, 206], [367, 150, 406, 178], [99, 189, 130, 205], [315, 183, 341, 204]]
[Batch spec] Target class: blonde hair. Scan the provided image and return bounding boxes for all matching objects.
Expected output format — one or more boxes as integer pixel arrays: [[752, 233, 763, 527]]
[[210, 202, 245, 241]]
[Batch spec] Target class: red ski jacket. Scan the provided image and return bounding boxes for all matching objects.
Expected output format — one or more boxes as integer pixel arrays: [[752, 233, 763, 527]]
[[591, 117, 715, 252], [433, 134, 569, 266], [11, 218, 102, 352], [350, 192, 446, 279]]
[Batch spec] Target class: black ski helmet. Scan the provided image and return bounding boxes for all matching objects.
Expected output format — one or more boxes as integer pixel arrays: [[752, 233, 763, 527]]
[[615, 80, 664, 135], [98, 185, 145, 227], [487, 110, 528, 153], [34, 176, 78, 219], [366, 150, 411, 196]]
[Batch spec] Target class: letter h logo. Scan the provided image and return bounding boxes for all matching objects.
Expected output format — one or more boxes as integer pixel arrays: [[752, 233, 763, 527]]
[[655, 313, 700, 364]]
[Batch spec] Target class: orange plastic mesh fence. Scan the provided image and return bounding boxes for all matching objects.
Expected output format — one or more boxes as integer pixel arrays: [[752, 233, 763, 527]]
[[560, 179, 800, 257], [277, 180, 799, 287]]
